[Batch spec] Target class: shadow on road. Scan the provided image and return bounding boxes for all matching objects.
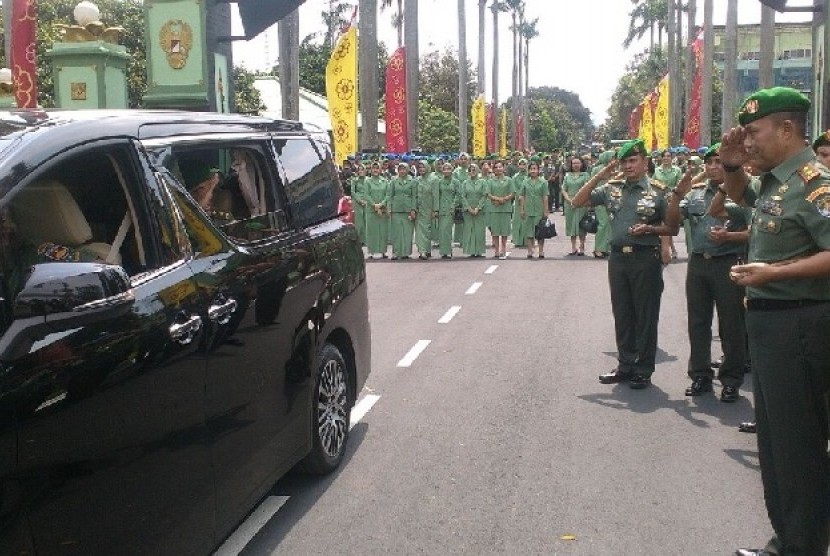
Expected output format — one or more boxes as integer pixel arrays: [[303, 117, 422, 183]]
[[723, 447, 761, 471]]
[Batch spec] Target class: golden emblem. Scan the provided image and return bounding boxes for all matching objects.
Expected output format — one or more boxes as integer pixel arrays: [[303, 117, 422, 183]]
[[744, 99, 760, 114], [159, 20, 193, 70], [71, 82, 87, 101], [779, 184, 789, 194], [798, 163, 820, 183]]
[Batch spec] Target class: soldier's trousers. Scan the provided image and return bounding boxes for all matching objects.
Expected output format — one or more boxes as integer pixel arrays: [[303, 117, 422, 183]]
[[686, 253, 745, 388], [747, 302, 830, 556], [608, 247, 663, 376]]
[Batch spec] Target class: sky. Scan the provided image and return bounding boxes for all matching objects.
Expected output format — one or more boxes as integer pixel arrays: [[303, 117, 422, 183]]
[[231, 0, 815, 124]]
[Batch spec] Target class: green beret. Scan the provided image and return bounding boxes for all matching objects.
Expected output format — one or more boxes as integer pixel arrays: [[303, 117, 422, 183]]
[[813, 130, 830, 151], [529, 155, 542, 163], [703, 142, 721, 160], [737, 86, 810, 126], [617, 139, 648, 160], [488, 154, 499, 160], [427, 156, 436, 164]]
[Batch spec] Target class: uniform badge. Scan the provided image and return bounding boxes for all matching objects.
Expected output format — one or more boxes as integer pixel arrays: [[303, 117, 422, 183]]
[[779, 184, 789, 194], [744, 99, 760, 114], [812, 192, 830, 218], [798, 163, 821, 183], [806, 185, 830, 203]]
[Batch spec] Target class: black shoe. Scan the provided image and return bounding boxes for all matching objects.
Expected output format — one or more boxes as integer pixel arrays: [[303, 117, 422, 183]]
[[685, 377, 713, 396], [735, 549, 772, 556], [598, 369, 631, 384], [720, 385, 739, 403], [738, 422, 757, 434], [381, 254, 388, 259], [628, 374, 651, 389], [441, 255, 451, 259], [390, 256, 399, 260], [418, 254, 428, 260]]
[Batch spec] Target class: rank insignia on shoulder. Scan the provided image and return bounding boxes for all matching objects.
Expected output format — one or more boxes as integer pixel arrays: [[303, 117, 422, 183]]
[[650, 179, 667, 190], [798, 163, 821, 183], [691, 182, 706, 189]]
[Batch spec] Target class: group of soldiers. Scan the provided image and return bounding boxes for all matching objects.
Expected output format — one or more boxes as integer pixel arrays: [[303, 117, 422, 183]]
[[568, 86, 830, 556]]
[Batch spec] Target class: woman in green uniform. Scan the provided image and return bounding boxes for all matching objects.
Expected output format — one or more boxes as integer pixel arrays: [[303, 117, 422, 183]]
[[363, 162, 389, 259], [486, 160, 514, 259], [561, 156, 589, 255], [436, 162, 458, 259], [351, 163, 367, 245], [511, 158, 529, 248], [388, 162, 416, 259], [453, 157, 471, 248], [415, 161, 438, 259], [590, 150, 616, 257], [461, 163, 488, 257], [521, 160, 550, 258]]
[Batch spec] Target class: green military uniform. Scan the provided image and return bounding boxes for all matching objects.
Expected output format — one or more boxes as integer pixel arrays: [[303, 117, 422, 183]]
[[678, 163, 748, 392], [363, 173, 389, 256], [736, 88, 830, 556], [461, 174, 488, 256], [590, 151, 614, 254], [351, 174, 367, 245], [653, 163, 682, 190], [521, 176, 548, 238], [562, 171, 589, 237], [453, 165, 470, 246], [436, 171, 458, 258], [415, 172, 438, 257], [388, 172, 417, 258], [486, 175, 514, 237], [590, 140, 668, 380], [511, 165, 528, 247], [429, 160, 443, 243]]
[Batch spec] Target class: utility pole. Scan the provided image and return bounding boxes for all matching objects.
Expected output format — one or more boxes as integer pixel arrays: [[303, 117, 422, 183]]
[[721, 0, 738, 132], [359, 0, 379, 151], [404, 0, 419, 149], [701, 0, 713, 145], [684, 0, 697, 143], [458, 0, 468, 152], [759, 5, 775, 88], [278, 9, 300, 120], [667, 0, 676, 145]]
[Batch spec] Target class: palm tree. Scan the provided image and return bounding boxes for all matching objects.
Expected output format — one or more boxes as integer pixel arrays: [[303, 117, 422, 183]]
[[359, 0, 378, 151], [721, 0, 738, 131], [322, 1, 352, 49], [477, 0, 487, 97], [700, 0, 713, 144], [623, 0, 668, 51], [521, 17, 539, 149], [458, 0, 469, 151], [506, 0, 523, 148], [491, 1, 509, 150], [404, 0, 419, 147], [380, 0, 404, 47], [277, 8, 300, 120]]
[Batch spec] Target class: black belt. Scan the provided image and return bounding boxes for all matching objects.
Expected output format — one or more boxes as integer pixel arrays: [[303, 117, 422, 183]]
[[691, 252, 741, 260], [610, 244, 658, 254], [745, 298, 830, 312]]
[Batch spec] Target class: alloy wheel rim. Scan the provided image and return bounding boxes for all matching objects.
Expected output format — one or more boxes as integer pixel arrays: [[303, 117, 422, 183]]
[[317, 359, 348, 458]]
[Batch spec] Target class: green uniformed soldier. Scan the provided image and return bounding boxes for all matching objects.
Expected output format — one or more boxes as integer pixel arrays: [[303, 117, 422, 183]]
[[521, 160, 550, 258], [572, 139, 677, 389], [436, 162, 458, 259], [721, 87, 830, 556], [653, 149, 683, 189], [414, 161, 438, 259], [486, 160, 514, 259], [460, 163, 487, 257], [387, 162, 416, 260], [562, 156, 590, 256], [453, 153, 472, 247], [813, 129, 830, 168], [665, 143, 748, 402], [363, 162, 389, 259], [511, 158, 529, 248], [350, 164, 367, 246], [589, 150, 615, 257]]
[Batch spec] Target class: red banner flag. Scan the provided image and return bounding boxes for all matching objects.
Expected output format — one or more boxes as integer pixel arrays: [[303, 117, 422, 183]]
[[385, 47, 408, 153], [684, 32, 704, 149], [11, 0, 37, 108], [629, 104, 643, 139], [486, 104, 496, 154]]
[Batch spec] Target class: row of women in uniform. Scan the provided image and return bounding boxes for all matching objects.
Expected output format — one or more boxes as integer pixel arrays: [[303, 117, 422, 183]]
[[350, 155, 606, 259]]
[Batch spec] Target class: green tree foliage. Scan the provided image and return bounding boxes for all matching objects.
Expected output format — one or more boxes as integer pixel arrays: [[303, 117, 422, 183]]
[[233, 66, 265, 115], [417, 100, 459, 153], [36, 0, 146, 108], [526, 97, 586, 152], [624, 0, 668, 49], [419, 47, 476, 117]]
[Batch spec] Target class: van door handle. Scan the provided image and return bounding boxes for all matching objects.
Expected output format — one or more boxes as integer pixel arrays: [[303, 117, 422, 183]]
[[208, 296, 238, 325], [169, 314, 202, 345]]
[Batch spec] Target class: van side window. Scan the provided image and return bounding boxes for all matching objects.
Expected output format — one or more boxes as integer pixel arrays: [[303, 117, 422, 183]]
[[274, 138, 342, 227]]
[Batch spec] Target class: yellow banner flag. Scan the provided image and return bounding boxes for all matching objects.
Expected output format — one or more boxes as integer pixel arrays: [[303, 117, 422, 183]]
[[640, 92, 654, 152], [499, 107, 508, 158], [326, 26, 358, 165], [654, 75, 670, 150], [472, 95, 486, 159]]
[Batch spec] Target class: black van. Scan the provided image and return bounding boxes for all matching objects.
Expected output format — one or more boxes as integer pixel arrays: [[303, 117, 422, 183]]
[[0, 110, 371, 554]]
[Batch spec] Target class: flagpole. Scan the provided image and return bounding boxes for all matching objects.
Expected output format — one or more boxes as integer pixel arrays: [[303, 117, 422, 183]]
[[3, 0, 12, 68]]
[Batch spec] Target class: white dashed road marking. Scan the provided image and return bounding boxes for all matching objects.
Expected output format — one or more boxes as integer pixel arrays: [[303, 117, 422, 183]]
[[213, 495, 290, 556], [397, 340, 431, 367], [438, 306, 462, 324], [465, 282, 483, 295], [485, 265, 499, 274], [350, 394, 381, 429]]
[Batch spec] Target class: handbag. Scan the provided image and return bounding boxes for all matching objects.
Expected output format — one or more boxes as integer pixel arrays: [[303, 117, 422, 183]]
[[534, 217, 557, 240], [579, 210, 599, 234], [453, 206, 464, 223]]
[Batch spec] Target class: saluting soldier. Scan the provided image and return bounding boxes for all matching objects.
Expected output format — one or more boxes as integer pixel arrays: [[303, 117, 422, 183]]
[[572, 139, 677, 389], [387, 162, 417, 260], [436, 162, 458, 259], [363, 162, 390, 259], [486, 160, 515, 259], [415, 160, 438, 259], [720, 87, 830, 556], [665, 143, 748, 403]]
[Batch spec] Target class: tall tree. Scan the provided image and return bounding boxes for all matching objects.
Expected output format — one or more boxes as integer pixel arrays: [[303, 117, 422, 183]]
[[404, 0, 419, 147], [521, 17, 539, 149], [721, 0, 738, 131], [666, 0, 676, 142], [477, 0, 487, 97], [759, 4, 775, 88], [506, 0, 523, 148], [359, 0, 379, 151], [278, 8, 300, 120], [623, 0, 668, 51], [491, 2, 509, 151], [380, 0, 404, 47], [684, 0, 697, 142], [458, 0, 469, 152], [701, 0, 713, 144], [322, 1, 352, 49]]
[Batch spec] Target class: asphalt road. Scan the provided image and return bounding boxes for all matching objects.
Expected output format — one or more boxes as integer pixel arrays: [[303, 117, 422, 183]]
[[235, 214, 771, 555]]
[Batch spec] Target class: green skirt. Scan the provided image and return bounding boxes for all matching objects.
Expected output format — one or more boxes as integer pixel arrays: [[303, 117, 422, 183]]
[[489, 212, 512, 236], [564, 204, 587, 237]]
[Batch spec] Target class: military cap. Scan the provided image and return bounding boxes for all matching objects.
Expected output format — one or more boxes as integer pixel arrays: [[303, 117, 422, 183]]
[[617, 139, 648, 160], [488, 153, 499, 160], [703, 142, 721, 160], [813, 130, 830, 151], [738, 86, 810, 126], [529, 155, 542, 163]]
